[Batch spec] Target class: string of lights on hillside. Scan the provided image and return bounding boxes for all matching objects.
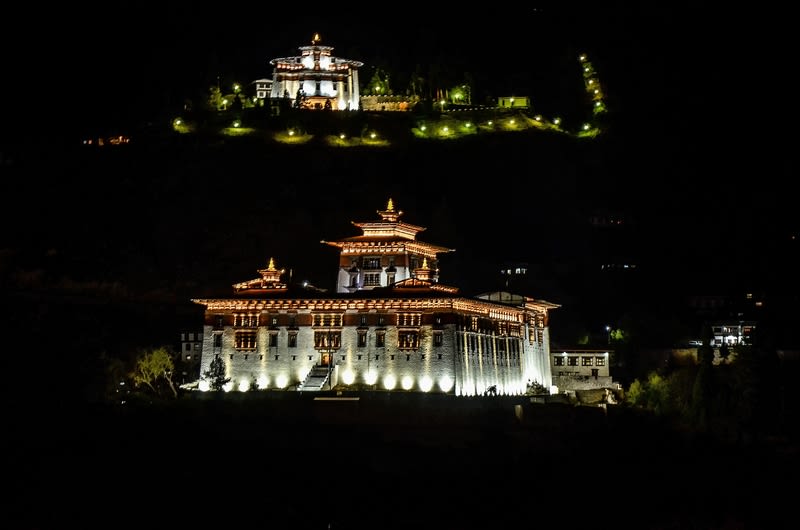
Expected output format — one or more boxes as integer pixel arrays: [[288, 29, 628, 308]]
[[578, 52, 606, 137], [96, 51, 610, 147]]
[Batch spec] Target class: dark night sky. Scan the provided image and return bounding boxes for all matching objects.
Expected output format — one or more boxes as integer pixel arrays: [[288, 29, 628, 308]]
[[2, 3, 797, 343], [5, 4, 754, 133], [6, 4, 791, 190]]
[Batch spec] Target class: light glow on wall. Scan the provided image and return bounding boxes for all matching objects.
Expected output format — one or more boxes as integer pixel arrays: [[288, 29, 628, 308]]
[[298, 369, 312, 383], [438, 375, 454, 393], [419, 375, 433, 392], [275, 374, 289, 389], [257, 375, 269, 389], [199, 380, 210, 392], [383, 374, 397, 390], [320, 80, 335, 97], [342, 369, 356, 385], [364, 370, 378, 385], [223, 382, 234, 392], [401, 375, 414, 390], [238, 379, 250, 392]]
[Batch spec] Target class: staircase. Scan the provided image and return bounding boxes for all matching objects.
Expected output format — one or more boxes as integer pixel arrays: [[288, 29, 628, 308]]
[[298, 365, 330, 391]]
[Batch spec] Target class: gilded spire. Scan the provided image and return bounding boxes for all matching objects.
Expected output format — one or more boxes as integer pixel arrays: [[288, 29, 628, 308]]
[[312, 33, 321, 44], [377, 198, 402, 222], [235, 256, 286, 292], [258, 257, 283, 283], [415, 256, 433, 282]]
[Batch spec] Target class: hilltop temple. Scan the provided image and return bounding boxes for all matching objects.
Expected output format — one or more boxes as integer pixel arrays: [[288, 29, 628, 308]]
[[192, 200, 559, 396], [266, 33, 363, 111]]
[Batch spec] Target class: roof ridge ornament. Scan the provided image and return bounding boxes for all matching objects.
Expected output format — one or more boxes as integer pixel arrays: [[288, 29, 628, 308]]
[[257, 257, 283, 283], [378, 198, 402, 222]]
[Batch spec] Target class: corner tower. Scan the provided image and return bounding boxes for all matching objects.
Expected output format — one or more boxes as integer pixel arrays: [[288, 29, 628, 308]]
[[322, 199, 455, 293]]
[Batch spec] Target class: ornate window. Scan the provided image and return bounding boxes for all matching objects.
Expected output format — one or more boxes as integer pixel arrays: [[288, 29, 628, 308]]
[[235, 313, 258, 328], [362, 257, 381, 270], [314, 331, 341, 349], [397, 313, 421, 327], [235, 331, 257, 351], [398, 331, 419, 350], [313, 314, 342, 327]]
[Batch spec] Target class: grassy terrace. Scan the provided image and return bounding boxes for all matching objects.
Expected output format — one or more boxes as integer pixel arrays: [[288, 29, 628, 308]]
[[166, 104, 601, 149]]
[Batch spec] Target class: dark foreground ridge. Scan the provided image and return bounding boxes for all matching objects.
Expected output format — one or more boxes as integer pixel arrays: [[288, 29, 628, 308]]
[[10, 393, 798, 530]]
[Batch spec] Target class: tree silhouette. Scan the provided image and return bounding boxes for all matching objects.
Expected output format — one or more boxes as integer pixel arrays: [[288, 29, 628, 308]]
[[719, 343, 731, 363], [690, 324, 716, 430], [203, 356, 230, 391], [130, 346, 178, 398]]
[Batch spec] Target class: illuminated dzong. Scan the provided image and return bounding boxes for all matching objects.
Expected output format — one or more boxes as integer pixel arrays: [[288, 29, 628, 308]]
[[192, 200, 560, 396]]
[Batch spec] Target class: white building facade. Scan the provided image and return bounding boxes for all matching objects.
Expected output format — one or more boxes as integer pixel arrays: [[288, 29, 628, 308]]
[[268, 33, 362, 110], [192, 201, 559, 396]]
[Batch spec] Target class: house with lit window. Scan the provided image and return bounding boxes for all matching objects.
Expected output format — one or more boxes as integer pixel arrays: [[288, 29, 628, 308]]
[[268, 33, 363, 111], [550, 348, 615, 392], [192, 200, 560, 396], [179, 331, 203, 363], [711, 321, 756, 347]]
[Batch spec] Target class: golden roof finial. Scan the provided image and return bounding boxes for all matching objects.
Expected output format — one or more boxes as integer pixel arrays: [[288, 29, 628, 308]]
[[377, 197, 402, 221], [267, 257, 276, 270], [312, 33, 321, 44], [422, 257, 428, 269]]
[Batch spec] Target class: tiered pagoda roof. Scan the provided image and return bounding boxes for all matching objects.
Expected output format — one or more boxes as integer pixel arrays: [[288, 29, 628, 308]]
[[321, 198, 455, 258], [232, 257, 288, 294]]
